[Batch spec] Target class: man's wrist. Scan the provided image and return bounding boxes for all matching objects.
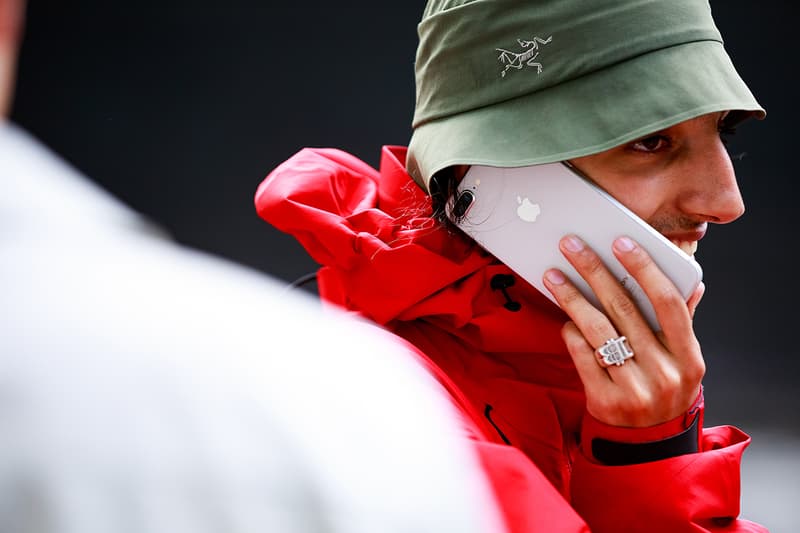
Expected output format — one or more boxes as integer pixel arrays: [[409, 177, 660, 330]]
[[580, 387, 705, 465]]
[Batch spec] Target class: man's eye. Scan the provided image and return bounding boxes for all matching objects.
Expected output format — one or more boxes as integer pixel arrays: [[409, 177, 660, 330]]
[[718, 124, 737, 145], [630, 135, 669, 152]]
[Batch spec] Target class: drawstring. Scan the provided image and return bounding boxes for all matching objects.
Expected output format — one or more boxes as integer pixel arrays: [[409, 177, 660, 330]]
[[484, 404, 511, 445], [490, 273, 521, 311]]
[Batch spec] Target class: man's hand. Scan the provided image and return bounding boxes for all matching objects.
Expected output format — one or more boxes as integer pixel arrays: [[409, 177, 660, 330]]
[[542, 234, 705, 427]]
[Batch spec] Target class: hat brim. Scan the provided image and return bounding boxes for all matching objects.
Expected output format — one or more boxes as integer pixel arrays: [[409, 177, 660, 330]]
[[407, 40, 765, 192]]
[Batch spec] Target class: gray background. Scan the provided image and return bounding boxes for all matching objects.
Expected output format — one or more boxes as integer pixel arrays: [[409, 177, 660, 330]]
[[10, 2, 799, 530]]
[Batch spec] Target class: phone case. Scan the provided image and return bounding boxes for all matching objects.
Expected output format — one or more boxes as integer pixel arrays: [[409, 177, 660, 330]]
[[447, 162, 703, 331]]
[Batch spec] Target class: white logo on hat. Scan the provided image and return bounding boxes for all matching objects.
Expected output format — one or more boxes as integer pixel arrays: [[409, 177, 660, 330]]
[[496, 36, 553, 78]]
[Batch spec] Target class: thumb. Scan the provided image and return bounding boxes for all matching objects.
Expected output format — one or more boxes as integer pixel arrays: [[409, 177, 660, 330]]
[[687, 281, 706, 320]]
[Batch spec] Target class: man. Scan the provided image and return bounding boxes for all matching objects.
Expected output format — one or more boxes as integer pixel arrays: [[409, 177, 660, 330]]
[[255, 1, 769, 531], [0, 1, 503, 531]]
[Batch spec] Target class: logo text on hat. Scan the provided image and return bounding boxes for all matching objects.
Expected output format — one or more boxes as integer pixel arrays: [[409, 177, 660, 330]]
[[496, 36, 553, 78]]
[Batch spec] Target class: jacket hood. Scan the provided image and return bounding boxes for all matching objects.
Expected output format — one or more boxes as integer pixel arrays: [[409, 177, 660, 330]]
[[255, 146, 486, 321], [255, 146, 570, 356]]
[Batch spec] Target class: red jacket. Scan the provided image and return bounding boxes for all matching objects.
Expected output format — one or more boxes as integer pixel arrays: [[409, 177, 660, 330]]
[[255, 145, 767, 533]]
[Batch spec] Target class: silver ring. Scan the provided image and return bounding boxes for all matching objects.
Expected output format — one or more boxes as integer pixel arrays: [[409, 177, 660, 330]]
[[595, 336, 634, 367]]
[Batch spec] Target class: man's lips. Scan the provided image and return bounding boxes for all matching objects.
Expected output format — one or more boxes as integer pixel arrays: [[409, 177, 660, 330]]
[[665, 229, 707, 258]]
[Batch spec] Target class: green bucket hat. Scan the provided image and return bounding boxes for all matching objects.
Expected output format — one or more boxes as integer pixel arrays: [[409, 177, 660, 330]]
[[407, 0, 766, 192]]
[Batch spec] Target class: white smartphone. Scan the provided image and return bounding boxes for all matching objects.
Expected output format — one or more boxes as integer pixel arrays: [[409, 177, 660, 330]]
[[446, 162, 703, 331]]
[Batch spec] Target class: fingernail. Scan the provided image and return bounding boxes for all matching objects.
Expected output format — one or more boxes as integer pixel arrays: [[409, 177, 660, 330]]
[[613, 236, 636, 253], [563, 235, 584, 252], [544, 269, 566, 285]]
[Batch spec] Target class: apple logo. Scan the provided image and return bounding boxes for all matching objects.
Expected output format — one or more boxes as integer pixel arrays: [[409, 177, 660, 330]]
[[516, 196, 541, 222]]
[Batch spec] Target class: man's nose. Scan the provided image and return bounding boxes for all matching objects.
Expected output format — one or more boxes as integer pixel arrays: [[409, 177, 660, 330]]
[[677, 139, 745, 224]]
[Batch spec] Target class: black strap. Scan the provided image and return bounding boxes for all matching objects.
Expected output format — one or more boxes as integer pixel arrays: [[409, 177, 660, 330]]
[[288, 272, 318, 291], [591, 414, 700, 466]]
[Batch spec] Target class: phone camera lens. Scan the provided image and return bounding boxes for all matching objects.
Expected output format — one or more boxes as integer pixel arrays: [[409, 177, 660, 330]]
[[452, 190, 475, 218]]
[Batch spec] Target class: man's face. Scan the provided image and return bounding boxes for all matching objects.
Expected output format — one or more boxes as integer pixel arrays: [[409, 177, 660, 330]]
[[568, 111, 743, 261]]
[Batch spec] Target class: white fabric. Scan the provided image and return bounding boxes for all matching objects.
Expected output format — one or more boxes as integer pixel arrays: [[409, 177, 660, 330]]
[[0, 123, 505, 533]]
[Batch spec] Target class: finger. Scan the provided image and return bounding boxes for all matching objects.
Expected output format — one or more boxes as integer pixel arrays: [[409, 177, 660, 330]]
[[611, 236, 699, 359], [558, 235, 651, 337], [543, 267, 618, 350], [686, 281, 705, 320], [543, 268, 636, 380], [560, 321, 612, 388]]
